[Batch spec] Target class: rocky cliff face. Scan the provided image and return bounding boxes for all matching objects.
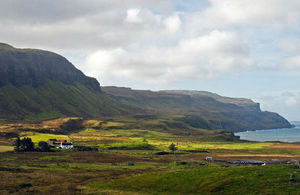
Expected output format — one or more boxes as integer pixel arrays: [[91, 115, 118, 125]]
[[0, 43, 100, 91]]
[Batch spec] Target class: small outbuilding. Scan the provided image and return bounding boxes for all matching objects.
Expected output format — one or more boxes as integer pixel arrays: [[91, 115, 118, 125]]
[[47, 139, 74, 149], [59, 142, 74, 149], [205, 157, 213, 161]]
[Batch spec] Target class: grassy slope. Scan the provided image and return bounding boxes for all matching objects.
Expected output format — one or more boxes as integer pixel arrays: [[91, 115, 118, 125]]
[[0, 81, 133, 121], [102, 87, 292, 131]]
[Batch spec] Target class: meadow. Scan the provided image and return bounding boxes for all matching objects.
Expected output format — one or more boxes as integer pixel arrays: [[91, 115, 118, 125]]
[[1, 117, 300, 194]]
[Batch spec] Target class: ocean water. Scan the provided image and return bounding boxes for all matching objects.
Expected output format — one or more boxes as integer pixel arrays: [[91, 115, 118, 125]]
[[235, 122, 300, 143]]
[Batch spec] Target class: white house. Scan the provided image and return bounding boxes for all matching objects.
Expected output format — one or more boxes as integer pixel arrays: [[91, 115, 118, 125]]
[[58, 142, 74, 149], [205, 157, 213, 161]]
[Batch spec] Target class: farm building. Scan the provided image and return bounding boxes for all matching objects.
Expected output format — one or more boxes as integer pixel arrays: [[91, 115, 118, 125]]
[[59, 142, 73, 149], [205, 157, 213, 161], [47, 139, 73, 149]]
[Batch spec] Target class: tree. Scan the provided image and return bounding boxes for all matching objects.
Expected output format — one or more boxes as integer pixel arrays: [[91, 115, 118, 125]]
[[169, 143, 177, 154], [22, 137, 35, 152], [14, 137, 35, 152], [38, 141, 50, 152], [169, 143, 178, 168], [14, 137, 21, 152]]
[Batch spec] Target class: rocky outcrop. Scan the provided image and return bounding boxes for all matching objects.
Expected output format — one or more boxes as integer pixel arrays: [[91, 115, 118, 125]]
[[0, 43, 131, 120], [0, 43, 100, 91]]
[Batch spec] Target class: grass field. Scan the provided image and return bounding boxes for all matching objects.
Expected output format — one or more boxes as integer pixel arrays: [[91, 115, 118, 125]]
[[1, 117, 300, 194], [21, 133, 70, 143], [89, 165, 300, 195]]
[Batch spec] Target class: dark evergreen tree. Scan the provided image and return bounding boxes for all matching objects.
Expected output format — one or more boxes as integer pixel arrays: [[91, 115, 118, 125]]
[[14, 137, 21, 152], [15, 137, 35, 152], [38, 141, 50, 152]]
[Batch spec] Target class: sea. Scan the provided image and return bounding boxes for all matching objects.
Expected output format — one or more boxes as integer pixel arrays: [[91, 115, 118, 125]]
[[234, 122, 300, 143]]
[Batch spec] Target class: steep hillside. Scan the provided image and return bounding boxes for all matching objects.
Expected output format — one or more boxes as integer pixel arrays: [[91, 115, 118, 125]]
[[0, 43, 292, 132], [102, 87, 292, 132], [0, 43, 131, 120]]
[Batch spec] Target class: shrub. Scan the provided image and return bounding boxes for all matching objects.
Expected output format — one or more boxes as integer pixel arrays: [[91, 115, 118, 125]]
[[169, 143, 177, 153], [19, 183, 32, 189], [60, 119, 84, 133], [38, 141, 51, 152], [72, 146, 98, 152], [108, 143, 155, 150]]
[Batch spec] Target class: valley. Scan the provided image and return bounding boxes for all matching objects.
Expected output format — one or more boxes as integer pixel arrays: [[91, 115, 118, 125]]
[[1, 117, 300, 194]]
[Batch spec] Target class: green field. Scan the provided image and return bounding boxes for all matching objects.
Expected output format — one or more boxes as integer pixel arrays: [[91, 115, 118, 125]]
[[90, 165, 300, 195], [21, 133, 70, 143], [1, 118, 300, 194]]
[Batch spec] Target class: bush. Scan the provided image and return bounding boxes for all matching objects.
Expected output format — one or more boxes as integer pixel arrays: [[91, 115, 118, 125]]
[[60, 119, 84, 133], [38, 141, 51, 152], [108, 143, 155, 150], [72, 146, 98, 151], [19, 183, 32, 189]]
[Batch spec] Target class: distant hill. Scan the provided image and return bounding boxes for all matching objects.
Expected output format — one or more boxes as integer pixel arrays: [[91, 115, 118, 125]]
[[102, 87, 293, 132], [0, 43, 132, 120]]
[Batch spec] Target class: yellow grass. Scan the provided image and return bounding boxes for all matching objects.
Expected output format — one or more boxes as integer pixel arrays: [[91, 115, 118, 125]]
[[21, 133, 70, 143], [0, 145, 14, 152]]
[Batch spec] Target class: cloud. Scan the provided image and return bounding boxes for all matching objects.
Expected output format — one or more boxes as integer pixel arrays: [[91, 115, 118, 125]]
[[256, 90, 300, 121], [125, 9, 142, 23], [279, 39, 300, 69], [84, 30, 253, 84], [1, 0, 299, 85], [164, 13, 182, 33], [0, 0, 172, 50], [191, 0, 300, 28]]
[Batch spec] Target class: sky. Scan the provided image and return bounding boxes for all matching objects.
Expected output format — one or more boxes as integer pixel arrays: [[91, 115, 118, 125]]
[[0, 0, 300, 121]]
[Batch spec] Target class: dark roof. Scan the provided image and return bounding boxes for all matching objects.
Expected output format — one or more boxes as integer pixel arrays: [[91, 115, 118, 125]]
[[61, 143, 73, 145]]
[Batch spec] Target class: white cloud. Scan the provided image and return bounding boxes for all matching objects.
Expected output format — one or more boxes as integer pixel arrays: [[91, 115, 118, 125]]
[[256, 90, 300, 121], [125, 9, 142, 23], [283, 56, 300, 69], [1, 0, 300, 85], [192, 0, 300, 28], [280, 39, 300, 54], [280, 39, 300, 69], [84, 30, 253, 84], [0, 1, 170, 50], [285, 97, 298, 107], [164, 13, 182, 33]]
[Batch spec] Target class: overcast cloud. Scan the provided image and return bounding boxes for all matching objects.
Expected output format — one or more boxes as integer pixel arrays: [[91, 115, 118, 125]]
[[1, 0, 300, 120]]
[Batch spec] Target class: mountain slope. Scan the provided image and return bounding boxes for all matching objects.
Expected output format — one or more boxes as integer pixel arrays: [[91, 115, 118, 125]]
[[102, 87, 292, 132], [0, 43, 131, 120], [0, 43, 292, 132]]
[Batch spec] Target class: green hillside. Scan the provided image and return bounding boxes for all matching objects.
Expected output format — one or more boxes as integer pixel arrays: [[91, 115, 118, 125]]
[[0, 43, 133, 121], [103, 87, 292, 131], [0, 81, 133, 121], [0, 43, 292, 132]]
